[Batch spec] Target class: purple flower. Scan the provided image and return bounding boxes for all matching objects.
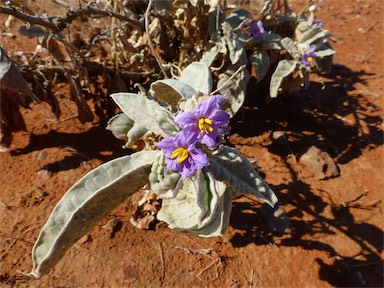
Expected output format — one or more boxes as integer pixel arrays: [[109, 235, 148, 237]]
[[174, 96, 230, 148], [157, 132, 209, 179], [301, 45, 317, 67], [248, 20, 265, 38], [312, 19, 324, 28]]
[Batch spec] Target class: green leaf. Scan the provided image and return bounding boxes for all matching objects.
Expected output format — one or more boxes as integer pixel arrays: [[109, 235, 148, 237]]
[[111, 93, 178, 137], [156, 171, 230, 237], [217, 63, 250, 117], [269, 59, 297, 98], [250, 51, 270, 83], [208, 146, 278, 207], [30, 150, 161, 278]]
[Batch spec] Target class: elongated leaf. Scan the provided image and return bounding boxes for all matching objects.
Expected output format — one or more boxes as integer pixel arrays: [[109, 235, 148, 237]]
[[111, 93, 178, 137], [224, 9, 251, 31], [269, 59, 297, 98], [200, 45, 221, 67], [218, 63, 250, 117], [298, 27, 332, 48], [208, 146, 278, 207], [30, 150, 161, 278], [180, 62, 213, 95], [250, 51, 270, 83], [150, 79, 196, 106]]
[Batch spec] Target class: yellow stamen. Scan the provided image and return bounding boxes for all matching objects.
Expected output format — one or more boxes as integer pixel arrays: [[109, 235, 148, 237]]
[[307, 56, 313, 63], [198, 117, 214, 133], [170, 147, 189, 164]]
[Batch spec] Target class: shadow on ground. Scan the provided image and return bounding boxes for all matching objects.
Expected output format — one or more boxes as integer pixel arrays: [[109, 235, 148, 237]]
[[229, 64, 383, 287], [10, 118, 128, 171], [231, 64, 383, 165]]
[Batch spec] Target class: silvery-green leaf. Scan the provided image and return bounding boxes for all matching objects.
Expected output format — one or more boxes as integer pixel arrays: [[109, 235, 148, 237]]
[[224, 9, 252, 30], [149, 153, 181, 198], [208, 146, 278, 207], [297, 20, 309, 32], [30, 150, 161, 278], [111, 93, 178, 137], [157, 171, 229, 237], [298, 27, 332, 48], [315, 48, 335, 58], [226, 36, 244, 64], [125, 122, 149, 148], [263, 33, 282, 43], [106, 113, 134, 141], [250, 51, 270, 83], [150, 79, 196, 106], [269, 59, 297, 98], [200, 45, 221, 67], [190, 187, 232, 237], [280, 37, 296, 56], [179, 62, 212, 95], [218, 63, 250, 117]]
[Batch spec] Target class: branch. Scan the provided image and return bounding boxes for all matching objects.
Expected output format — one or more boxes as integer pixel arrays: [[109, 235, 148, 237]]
[[0, 6, 58, 31], [0, 5, 143, 33]]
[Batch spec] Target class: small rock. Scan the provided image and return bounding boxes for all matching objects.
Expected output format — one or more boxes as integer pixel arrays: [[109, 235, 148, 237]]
[[37, 150, 47, 161], [298, 146, 340, 179], [271, 131, 286, 146], [78, 234, 92, 244], [120, 266, 139, 283], [102, 217, 122, 238], [37, 169, 52, 179]]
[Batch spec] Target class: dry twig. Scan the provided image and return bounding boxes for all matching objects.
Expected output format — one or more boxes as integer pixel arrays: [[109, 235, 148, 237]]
[[0, 4, 143, 33]]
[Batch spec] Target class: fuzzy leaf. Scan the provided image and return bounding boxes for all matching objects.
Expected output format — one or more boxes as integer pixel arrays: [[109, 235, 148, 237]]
[[315, 48, 335, 58], [200, 45, 221, 67], [208, 146, 278, 207], [226, 35, 244, 64], [106, 113, 134, 141], [30, 150, 161, 278], [149, 153, 181, 198], [298, 27, 332, 48], [280, 37, 296, 56], [218, 63, 250, 117], [150, 79, 196, 106], [111, 93, 178, 137], [250, 51, 270, 83], [224, 9, 252, 30], [179, 62, 213, 95], [269, 59, 297, 98], [157, 171, 230, 237]]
